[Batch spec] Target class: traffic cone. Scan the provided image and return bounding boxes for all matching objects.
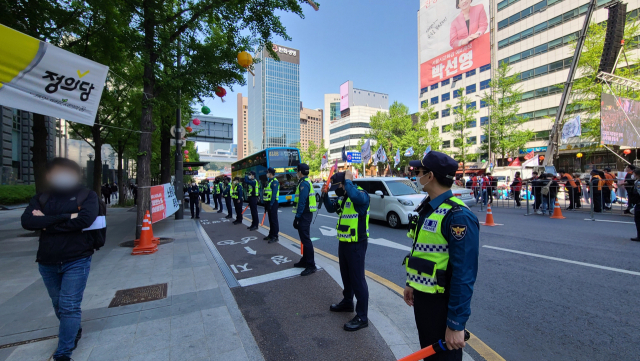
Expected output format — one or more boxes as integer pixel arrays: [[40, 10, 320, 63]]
[[134, 211, 160, 246], [132, 211, 159, 255], [550, 198, 566, 219], [482, 203, 497, 226]]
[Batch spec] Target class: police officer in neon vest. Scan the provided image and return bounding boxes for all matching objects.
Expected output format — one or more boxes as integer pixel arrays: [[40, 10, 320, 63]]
[[231, 177, 244, 224], [217, 179, 225, 214], [212, 179, 220, 210], [244, 171, 260, 231], [222, 177, 233, 219], [292, 163, 317, 276], [263, 167, 280, 243], [404, 151, 479, 360], [322, 170, 371, 332]]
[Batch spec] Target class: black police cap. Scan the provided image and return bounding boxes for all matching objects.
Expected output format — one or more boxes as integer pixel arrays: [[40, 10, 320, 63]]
[[267, 167, 276, 175], [331, 172, 346, 185], [297, 163, 309, 172], [408, 151, 458, 179], [249, 171, 256, 176]]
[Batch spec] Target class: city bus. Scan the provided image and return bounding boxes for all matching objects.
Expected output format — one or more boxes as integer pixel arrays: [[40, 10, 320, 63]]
[[231, 147, 301, 204]]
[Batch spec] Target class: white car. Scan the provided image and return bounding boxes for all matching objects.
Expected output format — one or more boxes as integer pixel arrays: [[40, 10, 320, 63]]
[[312, 182, 336, 202], [352, 177, 425, 228], [412, 181, 475, 208]]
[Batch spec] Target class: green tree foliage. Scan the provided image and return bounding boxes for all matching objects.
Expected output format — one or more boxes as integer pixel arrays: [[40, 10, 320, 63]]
[[368, 101, 440, 173], [447, 89, 478, 171], [480, 63, 534, 163], [300, 140, 328, 176]]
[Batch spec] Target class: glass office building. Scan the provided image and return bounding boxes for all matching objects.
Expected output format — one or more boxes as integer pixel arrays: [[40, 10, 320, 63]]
[[247, 44, 300, 155]]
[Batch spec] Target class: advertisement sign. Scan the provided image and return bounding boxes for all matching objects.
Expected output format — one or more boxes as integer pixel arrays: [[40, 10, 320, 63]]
[[0, 25, 109, 126], [183, 170, 198, 176], [601, 93, 640, 146], [150, 184, 180, 224], [340, 81, 350, 111], [347, 152, 362, 164], [419, 0, 490, 89]]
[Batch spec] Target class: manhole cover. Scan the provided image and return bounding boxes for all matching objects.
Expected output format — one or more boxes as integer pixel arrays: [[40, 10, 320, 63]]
[[119, 238, 174, 247], [108, 283, 168, 308]]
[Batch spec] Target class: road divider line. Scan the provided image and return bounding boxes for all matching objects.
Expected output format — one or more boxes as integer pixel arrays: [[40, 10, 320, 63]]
[[238, 267, 321, 287], [254, 217, 506, 361], [484, 245, 640, 276], [583, 218, 634, 224]]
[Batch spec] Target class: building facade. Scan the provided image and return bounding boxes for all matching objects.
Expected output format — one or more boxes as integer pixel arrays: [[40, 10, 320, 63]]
[[418, 0, 639, 171], [236, 94, 248, 160], [299, 105, 323, 151], [323, 94, 340, 150], [247, 44, 301, 155]]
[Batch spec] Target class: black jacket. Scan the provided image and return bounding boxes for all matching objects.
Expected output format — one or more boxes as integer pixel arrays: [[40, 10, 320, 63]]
[[21, 186, 99, 265]]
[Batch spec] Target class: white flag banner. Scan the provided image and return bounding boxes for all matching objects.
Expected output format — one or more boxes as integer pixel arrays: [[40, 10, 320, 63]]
[[404, 147, 414, 157], [522, 156, 539, 167], [394, 148, 401, 167], [374, 145, 387, 163], [361, 139, 372, 163], [0, 24, 109, 126], [424, 145, 432, 157], [321, 151, 328, 169], [561, 115, 581, 144]]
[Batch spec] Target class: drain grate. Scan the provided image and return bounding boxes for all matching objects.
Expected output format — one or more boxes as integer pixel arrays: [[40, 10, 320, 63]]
[[108, 283, 168, 308], [0, 335, 57, 350]]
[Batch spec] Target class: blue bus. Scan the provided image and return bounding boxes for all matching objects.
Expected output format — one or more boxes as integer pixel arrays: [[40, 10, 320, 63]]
[[231, 147, 301, 204]]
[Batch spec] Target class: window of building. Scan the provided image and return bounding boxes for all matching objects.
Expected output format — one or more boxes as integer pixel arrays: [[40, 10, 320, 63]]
[[442, 140, 451, 148], [441, 92, 450, 102], [442, 124, 451, 133], [467, 136, 477, 145], [467, 119, 477, 128], [481, 135, 488, 143], [442, 109, 450, 117], [420, 87, 428, 95], [480, 100, 488, 108], [480, 116, 489, 126], [431, 96, 439, 105], [430, 83, 439, 90], [466, 69, 476, 77], [480, 64, 491, 73], [480, 79, 490, 90], [467, 101, 476, 110], [453, 74, 463, 82], [421, 100, 428, 109], [453, 89, 462, 98], [466, 84, 476, 94], [441, 79, 450, 86]]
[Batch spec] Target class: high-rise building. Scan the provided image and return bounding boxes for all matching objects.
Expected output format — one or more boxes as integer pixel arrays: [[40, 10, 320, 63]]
[[328, 81, 389, 164], [418, 0, 636, 171], [299, 104, 323, 152], [236, 93, 248, 159], [247, 44, 300, 155], [323, 94, 340, 149]]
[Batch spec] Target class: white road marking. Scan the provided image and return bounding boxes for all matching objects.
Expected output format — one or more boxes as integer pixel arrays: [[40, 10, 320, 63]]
[[237, 266, 322, 287], [317, 214, 338, 219], [244, 246, 257, 255], [368, 238, 411, 251], [483, 245, 640, 276], [583, 218, 634, 224], [318, 226, 337, 237]]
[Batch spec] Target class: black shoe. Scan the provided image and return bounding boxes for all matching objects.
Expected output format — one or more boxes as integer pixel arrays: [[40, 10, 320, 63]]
[[195, 216, 200, 219], [631, 238, 640, 242], [330, 302, 354, 312], [293, 260, 308, 268], [217, 210, 223, 213], [225, 215, 232, 219], [233, 220, 241, 225], [53, 357, 71, 361], [268, 237, 279, 244], [71, 327, 82, 351], [191, 216, 194, 219], [624, 210, 632, 214], [249, 226, 258, 231], [263, 236, 272, 241], [344, 316, 368, 332], [301, 266, 317, 276]]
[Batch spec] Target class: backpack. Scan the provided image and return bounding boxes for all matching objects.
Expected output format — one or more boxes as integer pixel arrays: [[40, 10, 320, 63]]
[[39, 189, 107, 250], [541, 180, 552, 196]]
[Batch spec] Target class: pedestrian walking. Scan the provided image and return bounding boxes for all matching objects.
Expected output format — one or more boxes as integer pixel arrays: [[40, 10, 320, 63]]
[[471, 175, 478, 201], [631, 168, 640, 242], [223, 177, 233, 218], [244, 171, 260, 231], [403, 151, 479, 361], [604, 168, 615, 210], [188, 181, 200, 219], [231, 177, 244, 224], [322, 170, 370, 332], [560, 170, 577, 210], [537, 173, 558, 215], [624, 165, 636, 214], [21, 158, 100, 361], [263, 168, 280, 243], [111, 182, 118, 201], [292, 163, 318, 276], [101, 183, 111, 205], [573, 174, 583, 209], [511, 172, 522, 208], [591, 170, 604, 212], [486, 173, 496, 204]]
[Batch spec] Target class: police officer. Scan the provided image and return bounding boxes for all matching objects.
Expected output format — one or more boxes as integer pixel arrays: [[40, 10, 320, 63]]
[[212, 179, 220, 210], [188, 181, 201, 219], [217, 179, 225, 214], [292, 163, 317, 276], [322, 170, 370, 332], [631, 168, 640, 242], [222, 177, 233, 219], [205, 181, 211, 204], [403, 151, 479, 361], [199, 182, 206, 203], [263, 167, 280, 243], [232, 177, 245, 224], [245, 171, 260, 231]]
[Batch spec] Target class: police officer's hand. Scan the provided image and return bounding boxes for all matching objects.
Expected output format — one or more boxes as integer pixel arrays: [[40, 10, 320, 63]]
[[293, 217, 300, 230], [445, 328, 466, 350], [403, 286, 414, 306], [345, 169, 353, 181]]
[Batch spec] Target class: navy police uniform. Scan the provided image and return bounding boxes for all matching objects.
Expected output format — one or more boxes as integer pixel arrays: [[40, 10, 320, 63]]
[[323, 172, 371, 332], [264, 167, 280, 243], [632, 176, 640, 242], [212, 181, 220, 210], [245, 172, 260, 230], [188, 184, 200, 219], [232, 178, 244, 224], [292, 163, 317, 276], [223, 179, 233, 218], [407, 151, 479, 361]]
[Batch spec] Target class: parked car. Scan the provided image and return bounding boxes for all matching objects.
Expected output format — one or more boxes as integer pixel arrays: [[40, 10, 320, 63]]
[[312, 182, 336, 202], [412, 181, 476, 208], [352, 177, 424, 228]]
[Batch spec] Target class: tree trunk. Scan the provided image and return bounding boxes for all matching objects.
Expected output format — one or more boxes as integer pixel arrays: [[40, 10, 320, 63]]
[[160, 116, 171, 184], [117, 142, 125, 206], [91, 124, 103, 197], [31, 113, 49, 193]]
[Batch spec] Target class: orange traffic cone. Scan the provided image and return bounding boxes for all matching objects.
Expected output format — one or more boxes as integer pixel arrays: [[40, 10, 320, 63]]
[[482, 203, 498, 226], [132, 211, 159, 255], [134, 211, 160, 246], [550, 198, 566, 219]]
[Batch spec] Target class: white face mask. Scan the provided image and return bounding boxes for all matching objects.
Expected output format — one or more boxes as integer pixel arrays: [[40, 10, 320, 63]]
[[417, 171, 432, 188], [50, 172, 79, 190]]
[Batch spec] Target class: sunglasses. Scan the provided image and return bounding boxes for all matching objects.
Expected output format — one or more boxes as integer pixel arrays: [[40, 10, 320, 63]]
[[414, 169, 432, 176]]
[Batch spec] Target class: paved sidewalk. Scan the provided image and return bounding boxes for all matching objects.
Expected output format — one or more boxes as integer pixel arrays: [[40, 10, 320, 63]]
[[0, 207, 261, 361]]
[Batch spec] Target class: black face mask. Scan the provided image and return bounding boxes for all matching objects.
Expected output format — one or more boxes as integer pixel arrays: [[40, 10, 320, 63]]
[[335, 187, 346, 197]]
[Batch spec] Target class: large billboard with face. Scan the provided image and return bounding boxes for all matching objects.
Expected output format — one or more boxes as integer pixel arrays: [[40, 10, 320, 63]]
[[419, 0, 491, 89], [601, 93, 640, 147], [340, 81, 350, 111]]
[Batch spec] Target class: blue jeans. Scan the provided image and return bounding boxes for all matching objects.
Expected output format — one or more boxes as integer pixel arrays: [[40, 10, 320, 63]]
[[541, 197, 550, 214], [39, 256, 92, 358]]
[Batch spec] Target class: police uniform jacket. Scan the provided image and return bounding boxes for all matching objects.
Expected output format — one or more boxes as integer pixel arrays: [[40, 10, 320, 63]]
[[322, 180, 369, 241]]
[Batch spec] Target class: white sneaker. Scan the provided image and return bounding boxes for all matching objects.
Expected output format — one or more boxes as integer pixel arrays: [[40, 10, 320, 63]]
[[536, 211, 543, 215]]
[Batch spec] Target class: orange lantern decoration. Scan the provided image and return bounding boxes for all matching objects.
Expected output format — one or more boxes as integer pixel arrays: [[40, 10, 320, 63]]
[[576, 153, 583, 158], [185, 126, 193, 133], [539, 156, 545, 161], [624, 149, 632, 155], [237, 51, 253, 68]]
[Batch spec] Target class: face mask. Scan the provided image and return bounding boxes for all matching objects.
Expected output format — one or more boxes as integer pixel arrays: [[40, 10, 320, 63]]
[[233, 181, 238, 184], [335, 187, 345, 197], [417, 171, 432, 188], [50, 172, 78, 190]]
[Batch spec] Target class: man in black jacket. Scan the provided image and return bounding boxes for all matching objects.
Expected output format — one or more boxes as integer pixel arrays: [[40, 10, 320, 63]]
[[188, 182, 201, 219], [624, 165, 636, 214], [21, 158, 99, 361]]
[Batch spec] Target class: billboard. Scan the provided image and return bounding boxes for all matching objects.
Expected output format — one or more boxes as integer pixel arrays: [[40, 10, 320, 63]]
[[601, 93, 640, 147], [419, 0, 490, 89], [340, 81, 350, 111]]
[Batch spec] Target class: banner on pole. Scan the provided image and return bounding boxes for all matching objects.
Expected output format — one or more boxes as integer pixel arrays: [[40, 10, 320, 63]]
[[361, 139, 372, 164], [150, 184, 180, 223], [0, 25, 109, 126]]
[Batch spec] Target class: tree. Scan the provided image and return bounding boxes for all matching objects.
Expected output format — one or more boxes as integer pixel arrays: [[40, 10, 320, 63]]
[[448, 89, 478, 171], [300, 140, 328, 175], [480, 63, 534, 164], [368, 101, 440, 175]]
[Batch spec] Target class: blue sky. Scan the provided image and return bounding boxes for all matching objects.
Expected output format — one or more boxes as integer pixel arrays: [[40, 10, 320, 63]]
[[199, 0, 421, 146]]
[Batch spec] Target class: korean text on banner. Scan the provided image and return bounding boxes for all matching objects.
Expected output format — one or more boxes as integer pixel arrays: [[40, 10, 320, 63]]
[[361, 139, 371, 164], [419, 0, 490, 89], [150, 184, 180, 223], [0, 25, 109, 126]]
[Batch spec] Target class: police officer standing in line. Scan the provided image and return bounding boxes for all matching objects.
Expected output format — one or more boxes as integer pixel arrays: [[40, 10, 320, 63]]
[[205, 181, 211, 204], [223, 177, 233, 219], [630, 168, 640, 242], [232, 177, 245, 224], [244, 171, 260, 231], [263, 167, 280, 243], [217, 179, 225, 214], [212, 179, 220, 210], [188, 181, 201, 219], [292, 163, 317, 276], [322, 170, 371, 332], [403, 151, 479, 361]]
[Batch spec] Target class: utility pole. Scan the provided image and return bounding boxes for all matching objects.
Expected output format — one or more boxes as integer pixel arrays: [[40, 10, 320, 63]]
[[174, 37, 184, 220]]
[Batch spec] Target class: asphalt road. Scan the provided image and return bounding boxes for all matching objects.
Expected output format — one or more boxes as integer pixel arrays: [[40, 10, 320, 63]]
[[244, 201, 640, 361]]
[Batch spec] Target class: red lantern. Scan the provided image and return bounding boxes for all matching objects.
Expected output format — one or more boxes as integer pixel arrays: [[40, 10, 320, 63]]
[[508, 157, 513, 162], [539, 156, 545, 161], [192, 118, 201, 126], [624, 149, 632, 155], [185, 126, 193, 133], [184, 150, 189, 155], [188, 167, 192, 171], [215, 86, 227, 102]]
